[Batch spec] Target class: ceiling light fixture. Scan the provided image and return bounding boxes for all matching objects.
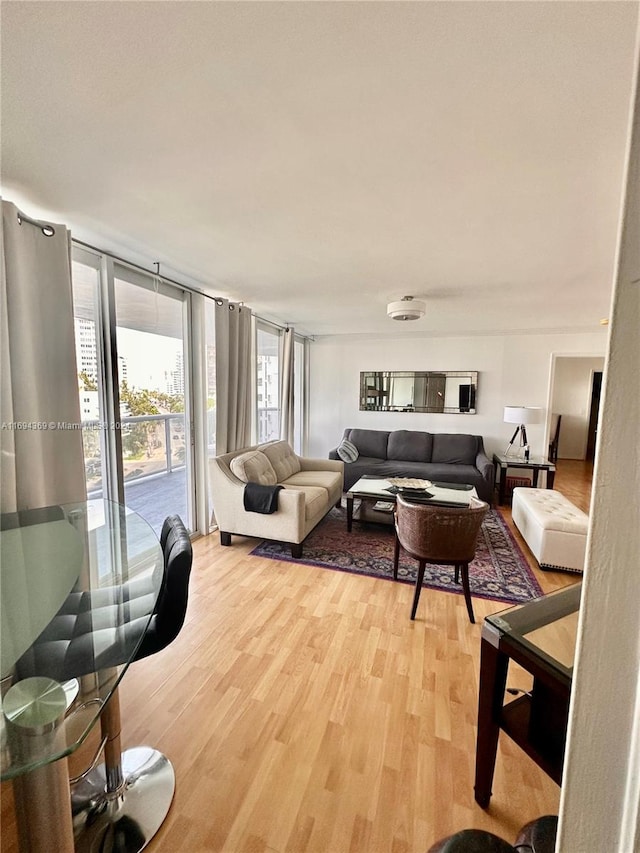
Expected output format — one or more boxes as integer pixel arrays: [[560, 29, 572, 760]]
[[387, 295, 426, 321]]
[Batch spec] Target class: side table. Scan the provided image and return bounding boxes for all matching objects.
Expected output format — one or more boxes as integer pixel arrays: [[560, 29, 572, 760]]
[[492, 453, 556, 505], [474, 582, 580, 808]]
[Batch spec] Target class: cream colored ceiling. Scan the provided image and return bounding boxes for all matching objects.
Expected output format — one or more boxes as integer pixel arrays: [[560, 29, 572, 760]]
[[2, 1, 638, 337]]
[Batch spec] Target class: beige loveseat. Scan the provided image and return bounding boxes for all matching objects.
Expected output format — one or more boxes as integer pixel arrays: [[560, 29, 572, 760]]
[[210, 440, 344, 557]]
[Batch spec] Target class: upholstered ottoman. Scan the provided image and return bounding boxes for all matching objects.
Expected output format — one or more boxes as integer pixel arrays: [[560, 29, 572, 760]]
[[512, 488, 588, 574]]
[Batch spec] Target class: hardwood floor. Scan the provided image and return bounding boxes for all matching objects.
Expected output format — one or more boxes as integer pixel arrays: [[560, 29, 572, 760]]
[[0, 461, 591, 852]]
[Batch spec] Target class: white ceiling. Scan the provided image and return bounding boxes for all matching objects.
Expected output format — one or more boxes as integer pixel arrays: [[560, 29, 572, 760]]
[[2, 1, 638, 338]]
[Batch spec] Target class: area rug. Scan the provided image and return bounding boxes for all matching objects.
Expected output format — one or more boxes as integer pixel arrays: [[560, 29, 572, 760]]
[[250, 507, 543, 605]]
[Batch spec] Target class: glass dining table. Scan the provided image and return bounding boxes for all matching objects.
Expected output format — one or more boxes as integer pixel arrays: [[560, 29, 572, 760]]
[[1, 499, 166, 852]]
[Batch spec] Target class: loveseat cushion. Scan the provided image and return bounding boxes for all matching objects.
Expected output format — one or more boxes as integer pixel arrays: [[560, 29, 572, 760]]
[[431, 434, 477, 465], [230, 450, 278, 485], [283, 470, 343, 506], [346, 429, 390, 460], [387, 430, 433, 462], [281, 485, 329, 521], [258, 440, 302, 482]]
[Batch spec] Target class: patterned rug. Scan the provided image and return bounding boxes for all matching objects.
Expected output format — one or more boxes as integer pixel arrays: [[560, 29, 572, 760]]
[[250, 506, 543, 605]]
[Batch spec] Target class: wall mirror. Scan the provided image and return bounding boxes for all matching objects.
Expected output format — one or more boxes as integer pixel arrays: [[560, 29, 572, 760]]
[[360, 371, 478, 414]]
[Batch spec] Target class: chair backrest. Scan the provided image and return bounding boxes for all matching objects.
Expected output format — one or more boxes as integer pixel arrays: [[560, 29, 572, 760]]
[[549, 414, 562, 462], [0, 504, 65, 530], [135, 515, 193, 661], [396, 496, 489, 563]]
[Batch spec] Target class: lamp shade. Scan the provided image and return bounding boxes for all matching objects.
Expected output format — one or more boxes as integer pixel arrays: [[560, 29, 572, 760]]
[[503, 406, 542, 425], [387, 296, 426, 321]]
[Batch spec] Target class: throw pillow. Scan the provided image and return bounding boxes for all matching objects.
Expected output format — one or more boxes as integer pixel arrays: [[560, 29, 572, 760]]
[[230, 450, 278, 485], [337, 438, 359, 463]]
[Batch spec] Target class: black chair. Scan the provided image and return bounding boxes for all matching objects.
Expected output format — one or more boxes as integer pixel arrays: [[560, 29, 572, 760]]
[[15, 514, 193, 681], [428, 815, 558, 853], [70, 514, 193, 851], [0, 504, 65, 530], [134, 514, 193, 661]]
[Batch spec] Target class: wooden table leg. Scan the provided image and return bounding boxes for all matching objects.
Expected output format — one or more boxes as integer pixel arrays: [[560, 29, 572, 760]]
[[547, 468, 556, 489], [474, 630, 509, 808], [346, 496, 354, 532], [498, 463, 507, 505]]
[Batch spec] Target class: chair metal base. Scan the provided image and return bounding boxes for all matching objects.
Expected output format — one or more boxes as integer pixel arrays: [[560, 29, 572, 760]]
[[72, 746, 175, 852]]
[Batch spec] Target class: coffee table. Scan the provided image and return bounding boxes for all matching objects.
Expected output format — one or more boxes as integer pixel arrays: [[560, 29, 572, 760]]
[[345, 476, 478, 532]]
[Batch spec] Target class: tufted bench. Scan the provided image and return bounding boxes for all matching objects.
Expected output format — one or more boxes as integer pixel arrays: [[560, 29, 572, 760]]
[[512, 488, 588, 574]]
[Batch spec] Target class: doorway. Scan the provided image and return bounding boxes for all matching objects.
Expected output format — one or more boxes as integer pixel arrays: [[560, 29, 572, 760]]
[[549, 355, 605, 460]]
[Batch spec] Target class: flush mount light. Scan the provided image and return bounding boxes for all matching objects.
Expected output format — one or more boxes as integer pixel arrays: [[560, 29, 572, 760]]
[[387, 296, 426, 321]]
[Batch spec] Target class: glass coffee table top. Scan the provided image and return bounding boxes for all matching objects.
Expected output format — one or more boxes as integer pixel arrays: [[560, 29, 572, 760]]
[[348, 476, 478, 507]]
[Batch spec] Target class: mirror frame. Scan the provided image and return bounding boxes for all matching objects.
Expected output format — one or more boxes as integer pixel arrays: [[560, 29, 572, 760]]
[[359, 371, 478, 414]]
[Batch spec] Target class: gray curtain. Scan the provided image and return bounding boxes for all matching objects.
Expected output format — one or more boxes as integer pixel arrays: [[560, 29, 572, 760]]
[[1, 200, 86, 512], [279, 327, 295, 445], [214, 298, 252, 454]]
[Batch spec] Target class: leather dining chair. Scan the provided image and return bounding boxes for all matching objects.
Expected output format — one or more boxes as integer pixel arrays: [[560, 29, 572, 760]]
[[70, 513, 193, 851], [393, 495, 489, 624], [133, 513, 193, 661]]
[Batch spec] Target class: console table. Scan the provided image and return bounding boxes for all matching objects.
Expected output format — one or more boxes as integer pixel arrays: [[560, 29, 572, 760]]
[[474, 582, 580, 808], [492, 452, 556, 505]]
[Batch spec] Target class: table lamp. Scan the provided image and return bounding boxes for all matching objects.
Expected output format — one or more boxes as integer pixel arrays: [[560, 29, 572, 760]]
[[504, 406, 542, 456]]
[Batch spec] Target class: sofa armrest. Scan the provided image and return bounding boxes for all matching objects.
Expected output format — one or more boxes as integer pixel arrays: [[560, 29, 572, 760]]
[[475, 449, 494, 482], [328, 449, 340, 460]]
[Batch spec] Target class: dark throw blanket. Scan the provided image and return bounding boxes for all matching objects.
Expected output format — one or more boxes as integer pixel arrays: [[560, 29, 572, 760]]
[[244, 482, 284, 514]]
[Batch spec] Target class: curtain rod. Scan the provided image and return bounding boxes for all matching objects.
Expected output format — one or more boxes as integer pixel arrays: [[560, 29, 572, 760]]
[[72, 237, 298, 335]]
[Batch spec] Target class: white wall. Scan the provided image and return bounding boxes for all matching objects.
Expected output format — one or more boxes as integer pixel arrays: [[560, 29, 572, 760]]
[[557, 40, 639, 852], [551, 356, 605, 459], [308, 331, 608, 460]]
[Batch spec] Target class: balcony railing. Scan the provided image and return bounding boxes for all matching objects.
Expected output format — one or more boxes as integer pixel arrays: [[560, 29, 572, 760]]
[[82, 413, 187, 492]]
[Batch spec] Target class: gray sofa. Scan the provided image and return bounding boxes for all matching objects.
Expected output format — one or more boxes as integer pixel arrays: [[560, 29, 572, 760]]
[[329, 428, 494, 503]]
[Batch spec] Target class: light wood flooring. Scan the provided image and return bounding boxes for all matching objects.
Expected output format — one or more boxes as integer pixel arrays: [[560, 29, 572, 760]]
[[0, 461, 592, 853]]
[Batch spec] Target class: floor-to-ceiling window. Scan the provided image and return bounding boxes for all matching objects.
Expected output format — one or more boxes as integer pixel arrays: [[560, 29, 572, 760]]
[[71, 248, 194, 535], [113, 265, 192, 533]]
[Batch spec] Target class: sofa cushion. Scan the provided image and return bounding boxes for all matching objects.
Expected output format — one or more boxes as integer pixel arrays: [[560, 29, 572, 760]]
[[283, 470, 343, 505], [258, 440, 301, 482], [337, 438, 359, 463], [346, 429, 390, 460], [230, 450, 278, 485], [431, 434, 477, 465], [387, 430, 433, 462]]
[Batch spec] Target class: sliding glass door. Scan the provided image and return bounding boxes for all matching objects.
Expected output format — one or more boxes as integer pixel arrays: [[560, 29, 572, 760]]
[[71, 248, 194, 535], [113, 267, 192, 534]]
